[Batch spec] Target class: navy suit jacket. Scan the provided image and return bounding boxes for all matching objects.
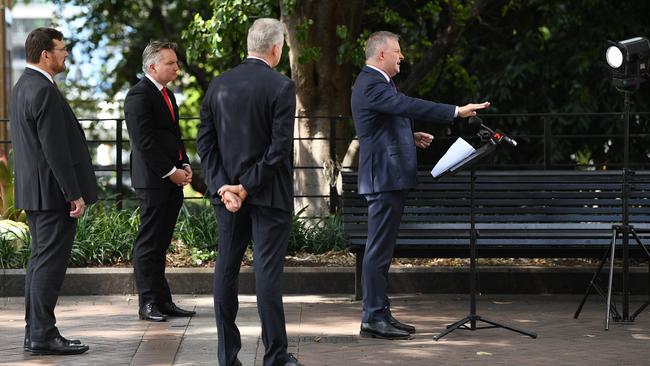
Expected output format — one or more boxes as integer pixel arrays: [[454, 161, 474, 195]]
[[10, 68, 98, 210], [351, 66, 456, 194], [124, 77, 189, 189], [197, 58, 296, 212]]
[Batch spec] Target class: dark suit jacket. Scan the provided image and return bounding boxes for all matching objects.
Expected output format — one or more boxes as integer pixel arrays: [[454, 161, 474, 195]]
[[197, 58, 296, 212], [10, 68, 98, 210], [351, 66, 456, 195], [124, 77, 189, 189]]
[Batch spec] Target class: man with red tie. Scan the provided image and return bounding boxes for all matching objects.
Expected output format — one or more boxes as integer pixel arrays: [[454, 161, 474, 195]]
[[124, 41, 195, 321]]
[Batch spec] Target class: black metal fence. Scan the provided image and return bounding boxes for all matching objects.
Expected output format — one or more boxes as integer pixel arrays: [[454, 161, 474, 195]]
[[2, 112, 650, 214]]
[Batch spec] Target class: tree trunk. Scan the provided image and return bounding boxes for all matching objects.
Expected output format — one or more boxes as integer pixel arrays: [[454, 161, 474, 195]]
[[281, 0, 364, 215]]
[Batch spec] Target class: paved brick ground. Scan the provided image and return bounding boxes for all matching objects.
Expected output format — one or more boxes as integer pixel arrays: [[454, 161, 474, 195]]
[[1, 294, 649, 365]]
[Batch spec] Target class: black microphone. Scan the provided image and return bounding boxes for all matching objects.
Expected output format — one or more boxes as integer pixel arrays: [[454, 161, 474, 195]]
[[468, 116, 484, 130], [493, 130, 518, 147], [468, 116, 517, 147]]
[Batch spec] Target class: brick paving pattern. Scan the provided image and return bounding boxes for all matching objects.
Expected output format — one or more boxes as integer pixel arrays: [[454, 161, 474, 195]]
[[1, 294, 649, 365]]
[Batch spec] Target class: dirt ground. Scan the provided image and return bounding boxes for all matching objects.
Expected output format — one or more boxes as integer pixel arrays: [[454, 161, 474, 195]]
[[165, 244, 605, 268]]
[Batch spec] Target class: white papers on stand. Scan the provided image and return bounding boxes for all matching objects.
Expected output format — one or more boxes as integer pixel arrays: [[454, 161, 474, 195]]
[[430, 137, 476, 178]]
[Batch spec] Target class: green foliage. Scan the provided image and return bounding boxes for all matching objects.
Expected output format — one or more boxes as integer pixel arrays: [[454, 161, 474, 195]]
[[174, 199, 218, 252], [0, 201, 349, 268], [295, 17, 321, 64], [0, 221, 30, 269], [183, 0, 278, 73], [71, 203, 140, 266], [288, 207, 348, 254], [189, 247, 217, 266], [0, 150, 26, 222]]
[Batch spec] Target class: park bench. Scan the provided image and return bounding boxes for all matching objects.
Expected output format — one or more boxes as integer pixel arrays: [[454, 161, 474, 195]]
[[341, 170, 650, 298]]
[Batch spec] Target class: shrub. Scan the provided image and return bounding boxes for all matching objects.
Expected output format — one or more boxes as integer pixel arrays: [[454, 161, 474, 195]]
[[0, 220, 30, 268], [71, 203, 139, 266], [0, 201, 349, 268]]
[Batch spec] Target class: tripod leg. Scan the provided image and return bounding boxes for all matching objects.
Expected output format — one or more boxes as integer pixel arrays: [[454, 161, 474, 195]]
[[433, 316, 472, 341], [629, 230, 650, 320], [574, 245, 611, 319], [606, 228, 618, 330], [475, 315, 537, 339], [631, 230, 650, 260]]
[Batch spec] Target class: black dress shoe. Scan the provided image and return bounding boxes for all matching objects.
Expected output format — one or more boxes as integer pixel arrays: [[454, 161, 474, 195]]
[[24, 336, 81, 351], [139, 303, 168, 322], [232, 359, 242, 366], [360, 320, 412, 340], [29, 336, 89, 355], [159, 302, 196, 317], [284, 353, 303, 366], [388, 313, 416, 334]]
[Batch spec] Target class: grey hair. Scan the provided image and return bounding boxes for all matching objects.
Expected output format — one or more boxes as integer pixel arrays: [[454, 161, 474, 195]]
[[364, 31, 399, 60], [142, 41, 178, 74], [247, 18, 284, 54]]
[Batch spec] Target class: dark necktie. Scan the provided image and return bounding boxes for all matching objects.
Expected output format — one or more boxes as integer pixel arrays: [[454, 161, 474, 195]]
[[389, 79, 397, 91]]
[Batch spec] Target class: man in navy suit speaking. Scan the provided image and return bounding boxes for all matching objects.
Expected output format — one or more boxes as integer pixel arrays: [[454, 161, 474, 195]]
[[351, 30, 490, 340]]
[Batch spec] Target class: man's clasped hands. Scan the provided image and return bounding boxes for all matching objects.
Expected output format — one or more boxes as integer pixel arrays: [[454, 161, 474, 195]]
[[217, 184, 249, 212]]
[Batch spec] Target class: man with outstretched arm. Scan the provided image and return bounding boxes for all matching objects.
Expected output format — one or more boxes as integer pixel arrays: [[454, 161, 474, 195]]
[[351, 30, 490, 340]]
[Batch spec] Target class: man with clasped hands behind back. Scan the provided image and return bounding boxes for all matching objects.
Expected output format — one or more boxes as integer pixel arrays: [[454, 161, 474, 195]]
[[198, 18, 302, 366]]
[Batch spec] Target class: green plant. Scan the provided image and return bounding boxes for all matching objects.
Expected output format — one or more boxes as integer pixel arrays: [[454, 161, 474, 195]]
[[307, 214, 348, 254], [0, 150, 26, 222], [0, 220, 31, 268], [189, 247, 217, 266], [174, 199, 218, 251], [287, 206, 310, 254], [287, 207, 349, 254], [70, 203, 140, 266]]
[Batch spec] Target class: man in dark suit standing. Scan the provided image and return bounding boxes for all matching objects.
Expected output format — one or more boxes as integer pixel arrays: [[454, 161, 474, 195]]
[[198, 18, 302, 366], [351, 31, 490, 340], [10, 27, 96, 355], [124, 41, 195, 322]]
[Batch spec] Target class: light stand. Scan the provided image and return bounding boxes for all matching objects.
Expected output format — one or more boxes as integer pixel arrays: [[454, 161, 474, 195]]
[[432, 126, 537, 341], [574, 91, 650, 329]]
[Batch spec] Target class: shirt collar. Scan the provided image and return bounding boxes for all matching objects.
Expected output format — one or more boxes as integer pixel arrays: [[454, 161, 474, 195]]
[[366, 64, 391, 83], [247, 56, 271, 67], [26, 64, 54, 84], [145, 73, 165, 92]]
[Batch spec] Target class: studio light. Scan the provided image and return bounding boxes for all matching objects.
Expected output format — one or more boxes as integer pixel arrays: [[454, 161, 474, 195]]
[[605, 37, 650, 92]]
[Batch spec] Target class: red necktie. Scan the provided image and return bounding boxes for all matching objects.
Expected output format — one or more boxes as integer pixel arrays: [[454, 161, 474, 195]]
[[162, 87, 183, 161], [161, 87, 175, 120]]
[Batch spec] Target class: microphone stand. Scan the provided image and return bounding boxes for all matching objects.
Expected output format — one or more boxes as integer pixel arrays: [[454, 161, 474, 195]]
[[433, 128, 537, 341]]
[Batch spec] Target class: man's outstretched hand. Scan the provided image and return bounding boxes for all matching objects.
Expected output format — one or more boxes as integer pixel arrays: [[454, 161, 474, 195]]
[[458, 101, 490, 118]]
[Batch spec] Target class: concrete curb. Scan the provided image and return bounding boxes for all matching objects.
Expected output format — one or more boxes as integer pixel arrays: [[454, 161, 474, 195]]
[[1, 266, 648, 297]]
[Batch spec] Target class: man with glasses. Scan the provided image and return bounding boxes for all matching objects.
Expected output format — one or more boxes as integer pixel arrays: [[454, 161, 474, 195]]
[[10, 27, 97, 355]]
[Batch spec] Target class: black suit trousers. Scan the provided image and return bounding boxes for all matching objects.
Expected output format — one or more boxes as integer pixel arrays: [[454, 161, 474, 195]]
[[24, 209, 77, 342], [213, 203, 291, 366], [133, 185, 183, 308], [361, 190, 408, 323]]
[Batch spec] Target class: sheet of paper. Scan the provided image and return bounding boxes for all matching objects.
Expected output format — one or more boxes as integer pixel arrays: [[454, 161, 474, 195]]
[[430, 137, 476, 178]]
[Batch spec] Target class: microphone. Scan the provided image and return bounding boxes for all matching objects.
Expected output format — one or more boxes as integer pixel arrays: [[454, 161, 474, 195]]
[[468, 116, 484, 129], [492, 130, 518, 147], [468, 116, 517, 147]]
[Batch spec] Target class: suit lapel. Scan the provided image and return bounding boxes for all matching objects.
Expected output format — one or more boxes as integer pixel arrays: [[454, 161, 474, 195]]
[[141, 77, 178, 131]]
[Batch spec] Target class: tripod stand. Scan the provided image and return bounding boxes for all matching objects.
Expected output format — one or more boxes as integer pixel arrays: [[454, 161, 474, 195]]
[[432, 141, 537, 340], [574, 91, 650, 329]]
